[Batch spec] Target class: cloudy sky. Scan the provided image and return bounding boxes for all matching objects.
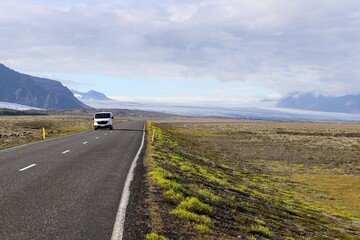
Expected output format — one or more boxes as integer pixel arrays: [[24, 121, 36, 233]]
[[1, 0, 360, 104]]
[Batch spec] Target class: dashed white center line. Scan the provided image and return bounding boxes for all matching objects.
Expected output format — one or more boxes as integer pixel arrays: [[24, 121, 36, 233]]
[[105, 133, 108, 136], [19, 164, 37, 172], [62, 150, 70, 154], [83, 141, 88, 145], [96, 137, 99, 139]]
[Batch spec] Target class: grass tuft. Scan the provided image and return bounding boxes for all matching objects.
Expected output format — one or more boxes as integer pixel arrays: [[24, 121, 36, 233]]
[[198, 189, 221, 203], [195, 224, 211, 233], [248, 225, 273, 238], [177, 197, 213, 215], [164, 189, 185, 203], [170, 208, 212, 227], [145, 233, 168, 240]]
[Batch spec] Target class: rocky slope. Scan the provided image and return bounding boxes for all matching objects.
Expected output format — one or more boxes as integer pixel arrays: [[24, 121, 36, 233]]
[[0, 64, 89, 109]]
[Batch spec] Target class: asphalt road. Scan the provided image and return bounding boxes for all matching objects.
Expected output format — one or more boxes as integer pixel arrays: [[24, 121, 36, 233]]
[[0, 121, 146, 240]]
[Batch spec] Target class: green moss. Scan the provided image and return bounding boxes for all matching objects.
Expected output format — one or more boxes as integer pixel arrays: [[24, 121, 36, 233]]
[[145, 232, 168, 240], [221, 164, 231, 169], [170, 208, 212, 227], [170, 154, 182, 162], [149, 167, 174, 180], [177, 197, 213, 215], [157, 178, 188, 195], [180, 164, 193, 172], [194, 224, 211, 233], [248, 225, 273, 238], [164, 189, 185, 203], [233, 185, 250, 195], [149, 165, 189, 196], [200, 169, 229, 185], [150, 153, 166, 160], [179, 163, 198, 174], [198, 189, 221, 203], [254, 218, 266, 225], [332, 212, 358, 221]]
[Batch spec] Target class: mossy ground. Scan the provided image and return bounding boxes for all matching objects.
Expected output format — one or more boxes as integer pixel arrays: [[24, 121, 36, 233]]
[[145, 121, 360, 239]]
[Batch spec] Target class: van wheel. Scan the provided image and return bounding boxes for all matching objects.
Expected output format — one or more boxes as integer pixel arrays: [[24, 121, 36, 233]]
[[109, 126, 113, 130], [94, 127, 98, 130]]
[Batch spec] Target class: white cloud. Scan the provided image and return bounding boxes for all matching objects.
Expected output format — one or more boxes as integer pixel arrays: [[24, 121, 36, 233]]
[[0, 0, 360, 97], [168, 5, 198, 23]]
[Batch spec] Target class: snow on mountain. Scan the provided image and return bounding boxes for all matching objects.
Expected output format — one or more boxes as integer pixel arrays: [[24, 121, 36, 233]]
[[71, 90, 111, 101], [0, 101, 42, 110], [81, 99, 360, 122]]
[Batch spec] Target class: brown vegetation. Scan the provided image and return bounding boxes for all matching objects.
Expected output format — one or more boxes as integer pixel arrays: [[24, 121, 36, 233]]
[[0, 115, 94, 150]]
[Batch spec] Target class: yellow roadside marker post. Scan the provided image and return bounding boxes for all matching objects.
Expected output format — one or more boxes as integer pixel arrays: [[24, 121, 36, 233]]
[[152, 129, 156, 143], [42, 127, 46, 140]]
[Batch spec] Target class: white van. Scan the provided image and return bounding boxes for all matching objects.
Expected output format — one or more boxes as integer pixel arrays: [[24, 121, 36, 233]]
[[93, 112, 113, 130]]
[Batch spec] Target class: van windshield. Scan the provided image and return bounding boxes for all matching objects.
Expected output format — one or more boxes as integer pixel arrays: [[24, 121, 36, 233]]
[[95, 113, 111, 119]]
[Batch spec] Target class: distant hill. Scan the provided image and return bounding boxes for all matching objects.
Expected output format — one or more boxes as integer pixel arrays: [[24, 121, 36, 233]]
[[0, 63, 89, 109], [278, 92, 360, 114], [71, 89, 111, 101]]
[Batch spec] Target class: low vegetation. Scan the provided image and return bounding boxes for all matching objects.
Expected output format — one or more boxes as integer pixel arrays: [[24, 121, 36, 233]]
[[145, 121, 360, 239], [0, 115, 93, 150]]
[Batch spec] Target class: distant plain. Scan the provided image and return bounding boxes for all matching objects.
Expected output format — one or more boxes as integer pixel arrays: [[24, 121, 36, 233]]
[[0, 115, 93, 150]]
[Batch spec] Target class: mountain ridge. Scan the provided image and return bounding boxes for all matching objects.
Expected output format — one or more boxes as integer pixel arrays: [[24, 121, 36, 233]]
[[71, 89, 111, 101], [0, 63, 89, 109], [278, 92, 360, 114]]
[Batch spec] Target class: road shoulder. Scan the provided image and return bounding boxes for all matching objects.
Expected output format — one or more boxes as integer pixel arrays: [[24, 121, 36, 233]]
[[122, 137, 150, 240]]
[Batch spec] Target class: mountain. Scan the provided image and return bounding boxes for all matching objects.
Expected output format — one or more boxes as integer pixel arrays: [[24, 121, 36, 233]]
[[278, 92, 360, 114], [71, 89, 111, 101], [0, 64, 89, 109]]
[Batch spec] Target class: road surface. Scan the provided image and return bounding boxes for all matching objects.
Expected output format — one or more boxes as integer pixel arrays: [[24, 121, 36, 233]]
[[0, 121, 146, 240]]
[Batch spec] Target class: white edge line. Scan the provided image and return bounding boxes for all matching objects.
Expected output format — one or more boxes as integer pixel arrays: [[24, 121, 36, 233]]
[[111, 122, 146, 240], [19, 164, 37, 172], [62, 150, 70, 154]]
